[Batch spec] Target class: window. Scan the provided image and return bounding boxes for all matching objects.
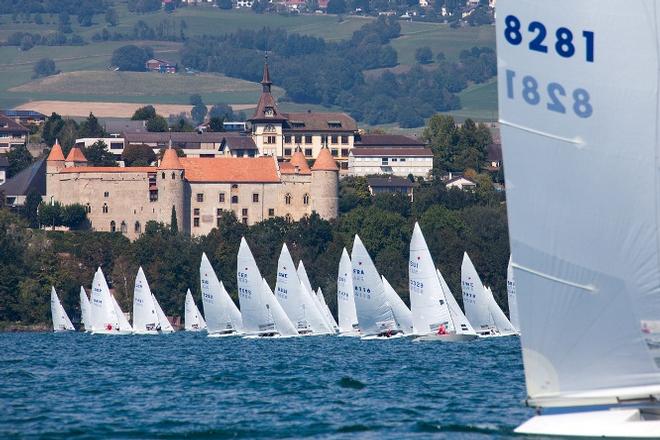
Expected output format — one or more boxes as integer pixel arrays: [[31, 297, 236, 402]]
[[400, 158, 406, 162], [110, 221, 116, 232], [341, 148, 349, 157], [381, 157, 389, 166], [150, 191, 158, 202], [102, 203, 108, 214], [284, 148, 292, 156], [231, 195, 239, 204], [392, 158, 398, 162], [331, 149, 338, 157], [194, 208, 200, 216], [303, 194, 310, 205], [304, 148, 312, 157], [304, 135, 312, 144], [219, 192, 225, 203], [217, 208, 222, 216], [135, 222, 141, 234], [252, 193, 259, 203], [341, 135, 349, 144], [242, 217, 248, 225], [331, 135, 338, 144], [196, 193, 204, 203], [294, 135, 302, 144], [284, 135, 292, 144], [285, 214, 292, 223], [171, 172, 176, 180], [86, 203, 91, 214], [216, 217, 222, 227], [110, 142, 123, 150], [264, 136, 276, 144], [120, 221, 127, 234], [231, 184, 238, 189], [285, 193, 291, 205], [194, 217, 200, 227], [104, 191, 109, 198], [242, 208, 248, 216], [161, 172, 165, 179], [321, 135, 328, 145], [268, 208, 275, 217]]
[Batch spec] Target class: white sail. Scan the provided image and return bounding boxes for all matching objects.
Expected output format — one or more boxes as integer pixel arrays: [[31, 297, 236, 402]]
[[262, 278, 298, 337], [111, 293, 132, 333], [51, 287, 74, 332], [496, 0, 660, 410], [90, 267, 120, 334], [152, 294, 174, 333], [437, 269, 476, 336], [409, 222, 454, 335], [296, 259, 334, 333], [351, 235, 399, 337], [185, 289, 206, 331], [237, 237, 277, 336], [485, 286, 517, 336], [461, 252, 496, 336], [297, 260, 314, 296], [132, 267, 158, 334], [275, 245, 329, 334], [337, 248, 359, 334], [381, 276, 414, 334], [506, 257, 520, 333], [316, 288, 339, 332], [200, 253, 242, 335], [79, 287, 91, 332]]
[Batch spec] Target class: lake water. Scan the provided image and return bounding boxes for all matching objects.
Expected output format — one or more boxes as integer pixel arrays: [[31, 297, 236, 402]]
[[1, 333, 534, 439]]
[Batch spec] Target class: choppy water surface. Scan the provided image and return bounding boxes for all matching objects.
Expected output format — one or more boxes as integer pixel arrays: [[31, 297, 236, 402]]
[[1, 333, 534, 439]]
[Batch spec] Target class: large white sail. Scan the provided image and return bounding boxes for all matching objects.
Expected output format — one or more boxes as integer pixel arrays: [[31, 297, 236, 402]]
[[316, 288, 339, 332], [497, 0, 660, 414], [111, 294, 132, 334], [485, 286, 517, 336], [337, 248, 359, 335], [90, 267, 120, 334], [409, 222, 454, 335], [262, 278, 298, 337], [51, 287, 74, 332], [275, 245, 329, 334], [237, 238, 277, 336], [506, 257, 520, 333], [79, 287, 91, 332], [152, 294, 174, 333], [461, 252, 496, 336], [297, 260, 333, 333], [200, 253, 241, 335], [437, 269, 475, 336], [381, 276, 414, 334], [185, 289, 207, 331], [132, 267, 158, 334], [351, 235, 399, 337]]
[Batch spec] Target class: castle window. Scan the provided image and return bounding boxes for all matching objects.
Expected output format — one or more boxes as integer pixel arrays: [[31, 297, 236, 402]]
[[120, 221, 127, 234], [171, 172, 176, 180], [149, 191, 158, 202], [217, 208, 223, 216], [231, 184, 238, 189], [242, 208, 248, 216], [285, 214, 292, 223], [331, 149, 338, 157], [194, 217, 200, 227], [284, 148, 292, 156], [86, 203, 91, 213], [294, 135, 302, 144], [268, 208, 275, 217], [264, 136, 276, 144], [304, 135, 312, 144], [102, 203, 108, 214], [284, 135, 292, 144], [231, 195, 239, 204], [216, 217, 222, 227], [341, 148, 349, 157], [104, 192, 109, 198], [196, 193, 204, 203], [110, 221, 116, 232], [341, 135, 349, 144], [135, 222, 141, 234], [162, 172, 165, 179], [285, 194, 291, 205], [331, 135, 338, 144], [304, 148, 312, 157], [252, 193, 259, 203], [303, 194, 310, 205], [194, 208, 200, 216], [381, 158, 389, 166], [242, 217, 248, 225]]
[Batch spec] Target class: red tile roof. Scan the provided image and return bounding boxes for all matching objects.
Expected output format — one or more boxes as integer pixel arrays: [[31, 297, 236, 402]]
[[59, 167, 157, 174], [180, 157, 280, 183], [159, 148, 183, 169], [65, 146, 87, 162], [287, 149, 311, 174], [311, 147, 338, 171], [47, 141, 65, 161]]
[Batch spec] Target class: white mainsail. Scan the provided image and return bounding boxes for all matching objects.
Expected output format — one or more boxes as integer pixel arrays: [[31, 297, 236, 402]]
[[351, 235, 399, 337], [297, 260, 334, 333], [497, 1, 660, 432], [506, 257, 520, 333], [79, 287, 92, 332], [381, 276, 414, 334], [152, 294, 174, 333], [485, 286, 517, 336], [337, 248, 359, 335], [237, 237, 277, 336], [200, 253, 241, 335], [90, 267, 120, 334], [275, 245, 329, 334], [461, 252, 497, 336], [409, 222, 454, 335], [111, 293, 133, 334], [51, 287, 74, 332], [316, 288, 339, 332], [185, 289, 207, 332], [262, 278, 298, 337], [437, 269, 476, 336], [132, 267, 158, 334]]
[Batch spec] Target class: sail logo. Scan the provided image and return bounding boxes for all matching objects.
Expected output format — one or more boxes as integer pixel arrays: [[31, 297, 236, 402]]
[[202, 292, 213, 300], [277, 272, 287, 278], [201, 279, 209, 286], [353, 268, 365, 275], [238, 287, 252, 299]]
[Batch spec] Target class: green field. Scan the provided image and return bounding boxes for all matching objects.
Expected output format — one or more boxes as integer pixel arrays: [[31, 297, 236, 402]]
[[447, 79, 498, 121]]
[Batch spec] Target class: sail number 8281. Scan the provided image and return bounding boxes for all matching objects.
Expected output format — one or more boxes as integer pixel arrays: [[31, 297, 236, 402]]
[[505, 69, 592, 119]]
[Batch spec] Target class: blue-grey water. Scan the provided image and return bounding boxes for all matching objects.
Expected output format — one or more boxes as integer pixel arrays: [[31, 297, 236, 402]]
[[0, 333, 535, 439]]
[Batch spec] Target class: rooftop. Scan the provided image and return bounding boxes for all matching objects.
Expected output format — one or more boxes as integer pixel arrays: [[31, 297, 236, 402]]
[[283, 112, 357, 132], [59, 166, 157, 174], [159, 148, 183, 169], [123, 131, 231, 146], [311, 147, 338, 171], [46, 141, 65, 161], [355, 134, 425, 147], [65, 147, 87, 162], [367, 176, 416, 188], [0, 158, 46, 196], [0, 114, 29, 134], [180, 157, 280, 183]]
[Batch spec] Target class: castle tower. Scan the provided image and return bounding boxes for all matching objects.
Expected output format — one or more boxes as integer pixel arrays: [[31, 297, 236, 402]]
[[46, 140, 65, 201], [248, 56, 287, 157], [311, 147, 339, 220], [290, 147, 311, 175], [65, 146, 87, 168], [157, 147, 186, 232]]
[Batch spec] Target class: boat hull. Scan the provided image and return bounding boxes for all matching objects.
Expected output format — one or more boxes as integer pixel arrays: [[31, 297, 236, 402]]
[[414, 333, 478, 342], [515, 407, 660, 438]]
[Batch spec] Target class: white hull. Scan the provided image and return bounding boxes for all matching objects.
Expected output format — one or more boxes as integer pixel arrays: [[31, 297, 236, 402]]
[[414, 333, 478, 342], [133, 330, 158, 335], [338, 331, 360, 337], [477, 331, 518, 339], [208, 331, 242, 338], [361, 332, 407, 341], [515, 407, 660, 438], [91, 330, 132, 335]]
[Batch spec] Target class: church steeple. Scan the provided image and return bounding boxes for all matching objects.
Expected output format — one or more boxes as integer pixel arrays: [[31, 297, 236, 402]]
[[250, 54, 286, 122], [261, 54, 272, 93]]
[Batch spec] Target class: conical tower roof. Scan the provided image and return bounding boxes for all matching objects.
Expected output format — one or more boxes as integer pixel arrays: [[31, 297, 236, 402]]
[[47, 139, 65, 161], [311, 147, 339, 171], [290, 148, 311, 174], [65, 146, 87, 162], [159, 147, 183, 169]]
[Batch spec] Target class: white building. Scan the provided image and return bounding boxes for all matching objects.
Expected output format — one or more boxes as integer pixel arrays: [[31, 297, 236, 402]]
[[0, 156, 7, 185], [348, 134, 433, 178], [445, 175, 477, 190]]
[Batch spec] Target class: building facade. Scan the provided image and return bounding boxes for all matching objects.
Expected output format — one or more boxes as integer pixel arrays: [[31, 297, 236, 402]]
[[0, 114, 29, 154], [348, 134, 433, 178]]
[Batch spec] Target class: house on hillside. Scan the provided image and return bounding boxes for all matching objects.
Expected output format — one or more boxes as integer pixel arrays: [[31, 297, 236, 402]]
[[145, 58, 177, 74], [445, 175, 477, 191], [0, 110, 46, 126], [0, 114, 29, 154], [367, 175, 417, 201], [348, 134, 433, 178]]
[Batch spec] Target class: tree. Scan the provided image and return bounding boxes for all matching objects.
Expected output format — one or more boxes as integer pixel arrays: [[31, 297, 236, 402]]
[[61, 204, 87, 229], [170, 205, 178, 234], [132, 105, 157, 121], [21, 190, 42, 228], [58, 12, 72, 33], [209, 103, 235, 120], [327, 0, 347, 14], [189, 94, 204, 106], [38, 201, 62, 229], [105, 8, 118, 26], [191, 103, 208, 124], [111, 45, 153, 71], [78, 113, 106, 138], [146, 115, 168, 132], [83, 141, 117, 166], [33, 58, 58, 79], [208, 117, 225, 132], [415, 46, 433, 64], [122, 144, 156, 166], [6, 145, 33, 178]]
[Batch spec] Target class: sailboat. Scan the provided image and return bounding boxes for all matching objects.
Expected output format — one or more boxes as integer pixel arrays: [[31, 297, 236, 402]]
[[408, 222, 476, 341], [275, 245, 330, 335], [497, 1, 660, 435], [381, 276, 414, 335], [351, 235, 403, 339], [185, 289, 207, 332], [51, 287, 74, 332], [296, 260, 334, 334], [485, 286, 517, 336], [79, 287, 92, 333], [437, 269, 477, 339], [337, 248, 359, 336], [90, 267, 123, 334], [200, 253, 242, 336], [506, 257, 520, 333], [316, 288, 339, 333], [132, 267, 159, 335], [152, 293, 174, 333], [262, 278, 299, 338], [111, 293, 133, 334]]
